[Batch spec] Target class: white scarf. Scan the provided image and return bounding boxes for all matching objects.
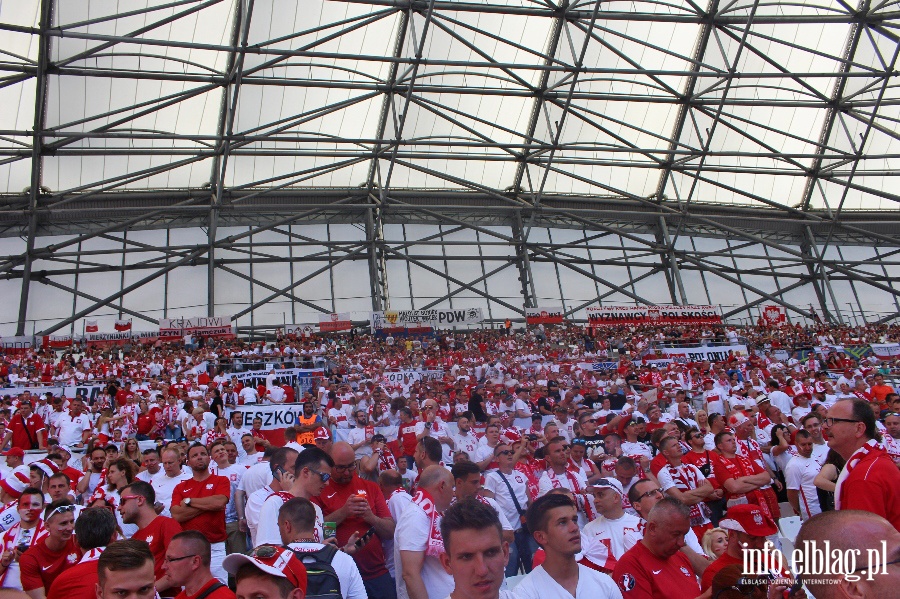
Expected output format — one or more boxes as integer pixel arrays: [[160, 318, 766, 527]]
[[834, 439, 881, 510], [411, 489, 444, 558], [79, 547, 105, 564]]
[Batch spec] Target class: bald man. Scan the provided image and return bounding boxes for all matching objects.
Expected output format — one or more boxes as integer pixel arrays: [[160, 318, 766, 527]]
[[795, 510, 900, 599], [395, 465, 455, 599], [313, 441, 396, 598]]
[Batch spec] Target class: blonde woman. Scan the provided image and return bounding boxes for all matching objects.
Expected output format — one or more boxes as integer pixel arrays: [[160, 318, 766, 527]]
[[702, 527, 728, 560]]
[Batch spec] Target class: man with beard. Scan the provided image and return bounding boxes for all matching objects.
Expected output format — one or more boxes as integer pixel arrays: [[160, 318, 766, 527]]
[[170, 445, 230, 583], [119, 481, 182, 594], [784, 430, 823, 521]]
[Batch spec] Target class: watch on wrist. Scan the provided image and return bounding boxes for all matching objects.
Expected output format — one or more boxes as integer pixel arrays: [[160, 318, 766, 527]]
[[185, 497, 192, 506]]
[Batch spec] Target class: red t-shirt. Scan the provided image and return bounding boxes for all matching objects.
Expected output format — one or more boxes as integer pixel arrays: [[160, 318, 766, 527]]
[[115, 390, 135, 407], [313, 476, 392, 580], [840, 449, 900, 532], [9, 414, 46, 450], [61, 466, 84, 489], [46, 559, 99, 599], [19, 536, 81, 592], [132, 516, 183, 579], [171, 475, 230, 543], [174, 578, 236, 599], [398, 420, 420, 457], [612, 538, 701, 599]]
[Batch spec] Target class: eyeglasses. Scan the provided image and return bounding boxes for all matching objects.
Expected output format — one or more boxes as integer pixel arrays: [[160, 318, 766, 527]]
[[46, 504, 77, 519], [164, 554, 198, 563], [332, 461, 357, 472], [635, 487, 663, 501], [308, 469, 331, 483], [823, 417, 861, 427], [251, 545, 280, 559], [496, 450, 514, 456]]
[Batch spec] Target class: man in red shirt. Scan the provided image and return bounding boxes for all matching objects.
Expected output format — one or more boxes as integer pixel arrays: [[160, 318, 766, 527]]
[[712, 431, 776, 519], [826, 398, 900, 530], [314, 442, 396, 598], [2, 401, 46, 451], [46, 507, 117, 599], [699, 503, 780, 592], [170, 444, 230, 583], [162, 531, 235, 599], [612, 497, 702, 599], [120, 480, 182, 593], [115, 382, 135, 408], [95, 540, 157, 599], [19, 501, 80, 599], [397, 408, 420, 468]]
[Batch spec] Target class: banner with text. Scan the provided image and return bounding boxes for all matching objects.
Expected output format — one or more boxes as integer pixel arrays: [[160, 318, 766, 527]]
[[159, 316, 234, 340], [235, 404, 305, 445], [587, 305, 722, 327], [381, 369, 445, 384], [318, 313, 352, 332], [0, 384, 107, 403], [41, 335, 73, 349], [230, 368, 323, 395], [525, 307, 565, 325], [870, 343, 900, 359], [371, 308, 483, 330], [658, 344, 748, 363], [0, 336, 34, 354], [282, 324, 317, 337]]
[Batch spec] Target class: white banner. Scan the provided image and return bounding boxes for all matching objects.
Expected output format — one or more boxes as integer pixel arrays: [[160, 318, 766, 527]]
[[318, 313, 352, 332], [870, 343, 900, 359], [230, 368, 323, 394], [0, 336, 33, 352], [381, 369, 444, 384], [283, 324, 316, 337], [658, 344, 748, 363], [159, 316, 231, 330], [371, 308, 483, 330], [85, 331, 133, 344], [525, 307, 564, 324], [813, 345, 844, 355], [235, 404, 305, 430], [0, 384, 106, 403]]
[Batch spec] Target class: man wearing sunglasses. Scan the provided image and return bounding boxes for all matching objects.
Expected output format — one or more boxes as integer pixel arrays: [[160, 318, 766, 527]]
[[257, 447, 333, 549], [484, 441, 534, 577], [19, 501, 79, 599], [170, 444, 231, 584], [826, 398, 900, 530], [314, 442, 395, 599], [120, 481, 183, 595]]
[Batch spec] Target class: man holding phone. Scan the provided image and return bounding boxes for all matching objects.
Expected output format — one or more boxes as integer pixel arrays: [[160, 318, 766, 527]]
[[314, 442, 396, 599]]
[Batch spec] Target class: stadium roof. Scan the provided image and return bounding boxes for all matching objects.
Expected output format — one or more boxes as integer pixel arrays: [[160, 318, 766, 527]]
[[0, 0, 898, 335]]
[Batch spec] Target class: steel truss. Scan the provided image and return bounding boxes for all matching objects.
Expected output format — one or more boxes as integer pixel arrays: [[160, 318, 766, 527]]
[[0, 0, 898, 335]]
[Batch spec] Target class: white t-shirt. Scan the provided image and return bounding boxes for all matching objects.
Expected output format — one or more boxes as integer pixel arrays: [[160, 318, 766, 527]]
[[441, 592, 518, 599], [784, 454, 822, 521], [484, 470, 529, 532], [580, 512, 642, 571], [256, 492, 323, 547], [239, 462, 274, 498], [384, 490, 414, 579], [345, 428, 372, 459], [395, 500, 454, 599], [151, 471, 191, 516], [55, 413, 92, 446], [514, 563, 623, 599], [287, 542, 367, 599], [452, 430, 480, 457]]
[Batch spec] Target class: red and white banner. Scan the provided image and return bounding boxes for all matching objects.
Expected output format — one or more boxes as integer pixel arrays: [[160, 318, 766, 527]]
[[85, 320, 99, 333], [114, 319, 132, 331], [282, 324, 317, 337], [525, 307, 564, 325], [761, 305, 786, 325], [41, 335, 73, 349], [587, 305, 722, 327], [318, 312, 352, 332], [0, 336, 33, 354], [85, 331, 133, 346], [158, 315, 234, 340]]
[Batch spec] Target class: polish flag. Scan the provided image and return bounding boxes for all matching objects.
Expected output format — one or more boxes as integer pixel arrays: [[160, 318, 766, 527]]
[[85, 320, 99, 333], [114, 319, 132, 331]]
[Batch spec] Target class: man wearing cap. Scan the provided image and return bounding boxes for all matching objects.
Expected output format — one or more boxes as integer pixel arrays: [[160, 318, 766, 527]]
[[612, 498, 701, 599], [700, 503, 782, 591], [223, 544, 306, 599], [580, 477, 641, 573], [313, 427, 333, 454], [0, 448, 31, 505], [826, 398, 900, 530], [2, 401, 46, 451], [701, 379, 725, 414]]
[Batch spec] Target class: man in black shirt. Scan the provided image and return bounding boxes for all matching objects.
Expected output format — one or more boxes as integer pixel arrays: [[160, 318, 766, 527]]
[[468, 384, 487, 423], [574, 412, 606, 467]]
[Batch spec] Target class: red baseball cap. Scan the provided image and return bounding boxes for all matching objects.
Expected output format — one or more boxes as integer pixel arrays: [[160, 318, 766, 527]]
[[2, 448, 25, 458], [719, 504, 777, 537], [223, 545, 307, 593], [314, 427, 331, 441]]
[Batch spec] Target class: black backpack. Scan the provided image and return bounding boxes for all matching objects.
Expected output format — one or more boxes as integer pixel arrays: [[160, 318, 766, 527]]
[[286, 544, 342, 599]]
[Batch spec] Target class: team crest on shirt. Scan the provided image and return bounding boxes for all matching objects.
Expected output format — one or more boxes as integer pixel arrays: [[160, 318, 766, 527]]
[[67, 553, 78, 563], [620, 573, 635, 591], [206, 484, 214, 489], [145, 536, 154, 545], [680, 566, 690, 576]]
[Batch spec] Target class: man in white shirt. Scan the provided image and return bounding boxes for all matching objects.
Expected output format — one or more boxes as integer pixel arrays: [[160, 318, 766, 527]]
[[437, 498, 517, 599], [450, 413, 480, 459], [580, 478, 641, 573], [395, 465, 455, 599], [379, 470, 413, 580], [152, 446, 191, 516], [278, 496, 367, 599], [210, 440, 248, 555], [53, 398, 91, 447], [483, 441, 533, 576], [135, 448, 162, 484], [226, 412, 249, 457], [239, 385, 259, 405], [450, 461, 513, 540], [514, 493, 623, 599], [784, 430, 822, 521]]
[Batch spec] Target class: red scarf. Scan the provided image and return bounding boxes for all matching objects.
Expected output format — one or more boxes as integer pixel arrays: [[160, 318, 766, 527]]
[[547, 467, 596, 521], [378, 450, 397, 472], [835, 439, 882, 510], [411, 489, 444, 558]]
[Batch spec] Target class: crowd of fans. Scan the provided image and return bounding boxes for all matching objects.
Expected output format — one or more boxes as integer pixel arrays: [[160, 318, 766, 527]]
[[0, 320, 898, 599]]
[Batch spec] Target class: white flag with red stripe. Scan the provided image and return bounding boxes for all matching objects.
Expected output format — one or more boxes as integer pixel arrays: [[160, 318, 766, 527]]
[[85, 320, 99, 333], [114, 319, 132, 331]]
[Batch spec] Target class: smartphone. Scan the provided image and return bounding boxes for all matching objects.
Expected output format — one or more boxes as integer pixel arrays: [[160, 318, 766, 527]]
[[355, 527, 376, 547], [273, 466, 286, 481], [16, 543, 28, 554]]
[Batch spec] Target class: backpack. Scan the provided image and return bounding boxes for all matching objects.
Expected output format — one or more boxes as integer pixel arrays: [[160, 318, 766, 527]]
[[286, 544, 342, 599]]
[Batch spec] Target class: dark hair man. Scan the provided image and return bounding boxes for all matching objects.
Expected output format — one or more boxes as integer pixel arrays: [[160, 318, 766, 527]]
[[120, 481, 183, 592], [162, 531, 235, 599], [96, 540, 156, 599], [514, 494, 621, 598]]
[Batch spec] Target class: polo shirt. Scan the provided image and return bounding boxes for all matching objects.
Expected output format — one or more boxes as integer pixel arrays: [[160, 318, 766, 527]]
[[612, 540, 700, 599], [171, 474, 230, 543]]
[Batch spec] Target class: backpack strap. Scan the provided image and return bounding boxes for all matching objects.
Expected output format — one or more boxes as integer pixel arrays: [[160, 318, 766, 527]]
[[193, 582, 226, 599]]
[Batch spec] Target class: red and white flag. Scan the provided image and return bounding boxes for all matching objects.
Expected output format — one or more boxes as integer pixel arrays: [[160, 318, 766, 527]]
[[85, 320, 99, 333], [114, 319, 132, 331]]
